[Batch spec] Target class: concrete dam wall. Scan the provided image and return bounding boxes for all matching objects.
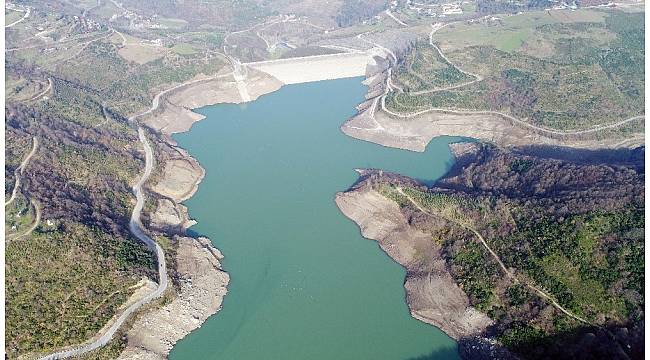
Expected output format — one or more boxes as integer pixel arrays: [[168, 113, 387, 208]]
[[244, 51, 380, 85]]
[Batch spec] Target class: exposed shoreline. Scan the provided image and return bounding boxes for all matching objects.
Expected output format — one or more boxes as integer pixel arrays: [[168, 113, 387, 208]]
[[334, 174, 493, 341], [121, 50, 644, 357], [122, 59, 393, 357], [116, 66, 285, 358], [334, 168, 521, 360]]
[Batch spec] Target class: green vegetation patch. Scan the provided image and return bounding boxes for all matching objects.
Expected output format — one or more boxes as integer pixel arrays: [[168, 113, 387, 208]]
[[394, 41, 474, 92], [389, 10, 644, 132], [157, 17, 189, 29], [5, 223, 145, 357], [373, 144, 644, 357], [171, 42, 198, 55], [450, 241, 499, 311]]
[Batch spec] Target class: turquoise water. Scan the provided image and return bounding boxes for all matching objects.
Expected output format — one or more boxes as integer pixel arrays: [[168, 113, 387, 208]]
[[170, 77, 461, 360]]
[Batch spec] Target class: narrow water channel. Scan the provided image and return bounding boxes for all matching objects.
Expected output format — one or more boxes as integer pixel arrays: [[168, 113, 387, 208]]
[[170, 77, 461, 360]]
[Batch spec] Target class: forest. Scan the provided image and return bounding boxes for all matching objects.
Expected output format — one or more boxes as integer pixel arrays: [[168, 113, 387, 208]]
[[5, 103, 155, 357], [387, 10, 645, 133], [372, 143, 644, 359]]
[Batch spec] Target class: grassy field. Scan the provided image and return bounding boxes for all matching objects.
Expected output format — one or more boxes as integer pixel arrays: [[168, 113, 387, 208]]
[[171, 42, 198, 55], [5, 9, 25, 24], [118, 43, 169, 64], [158, 17, 189, 29], [436, 10, 609, 52], [387, 9, 644, 131], [5, 194, 36, 237]]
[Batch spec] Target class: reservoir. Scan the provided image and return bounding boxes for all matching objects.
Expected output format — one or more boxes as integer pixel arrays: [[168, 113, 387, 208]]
[[170, 77, 461, 359]]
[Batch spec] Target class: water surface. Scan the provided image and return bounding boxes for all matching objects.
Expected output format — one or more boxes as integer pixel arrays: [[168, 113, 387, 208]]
[[171, 77, 461, 360]]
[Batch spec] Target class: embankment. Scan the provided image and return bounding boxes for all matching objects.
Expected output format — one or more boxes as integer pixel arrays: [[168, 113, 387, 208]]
[[121, 52, 389, 358]]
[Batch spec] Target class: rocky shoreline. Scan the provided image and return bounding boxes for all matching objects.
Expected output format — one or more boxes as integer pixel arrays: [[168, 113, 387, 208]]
[[120, 57, 497, 358], [120, 53, 584, 357], [334, 168, 519, 360], [118, 237, 229, 359], [117, 67, 284, 358], [340, 69, 644, 152], [334, 170, 492, 340]]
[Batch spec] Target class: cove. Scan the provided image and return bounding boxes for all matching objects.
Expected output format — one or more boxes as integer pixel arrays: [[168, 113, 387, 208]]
[[170, 77, 461, 360]]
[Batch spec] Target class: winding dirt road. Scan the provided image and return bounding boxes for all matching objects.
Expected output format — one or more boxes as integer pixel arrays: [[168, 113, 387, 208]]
[[28, 78, 53, 102], [374, 22, 644, 137], [40, 127, 167, 360], [5, 137, 38, 207], [38, 90, 185, 360], [385, 9, 408, 27], [6, 199, 41, 242], [5, 7, 30, 28], [407, 23, 483, 95], [395, 187, 594, 327]]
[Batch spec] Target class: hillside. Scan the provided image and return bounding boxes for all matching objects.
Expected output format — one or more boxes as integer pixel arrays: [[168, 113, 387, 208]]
[[337, 143, 644, 359], [388, 10, 644, 134]]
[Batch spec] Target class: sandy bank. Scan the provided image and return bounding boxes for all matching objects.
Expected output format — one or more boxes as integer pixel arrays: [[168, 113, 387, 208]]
[[335, 182, 492, 340]]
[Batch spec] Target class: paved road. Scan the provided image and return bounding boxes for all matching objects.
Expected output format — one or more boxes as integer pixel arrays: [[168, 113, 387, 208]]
[[357, 32, 397, 63], [38, 68, 243, 359], [40, 127, 168, 360]]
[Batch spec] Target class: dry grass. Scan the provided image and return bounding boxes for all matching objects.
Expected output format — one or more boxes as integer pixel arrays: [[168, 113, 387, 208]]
[[118, 44, 168, 64]]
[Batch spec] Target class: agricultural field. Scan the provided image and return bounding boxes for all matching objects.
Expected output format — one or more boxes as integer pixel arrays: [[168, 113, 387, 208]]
[[170, 42, 198, 55], [387, 9, 645, 131]]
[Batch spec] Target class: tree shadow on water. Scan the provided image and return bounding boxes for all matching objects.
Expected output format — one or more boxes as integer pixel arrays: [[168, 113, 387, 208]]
[[404, 346, 461, 360]]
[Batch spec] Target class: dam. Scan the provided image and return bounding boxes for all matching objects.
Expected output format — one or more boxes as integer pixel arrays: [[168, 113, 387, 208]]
[[243, 49, 385, 84]]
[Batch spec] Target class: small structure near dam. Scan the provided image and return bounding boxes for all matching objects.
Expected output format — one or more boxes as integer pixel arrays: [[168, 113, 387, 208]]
[[243, 49, 385, 85]]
